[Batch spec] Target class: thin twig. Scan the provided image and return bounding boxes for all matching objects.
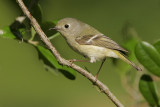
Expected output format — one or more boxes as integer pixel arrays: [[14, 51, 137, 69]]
[[16, 0, 124, 107]]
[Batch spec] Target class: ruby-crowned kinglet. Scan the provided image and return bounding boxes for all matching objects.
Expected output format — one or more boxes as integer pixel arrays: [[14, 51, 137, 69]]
[[50, 18, 142, 77]]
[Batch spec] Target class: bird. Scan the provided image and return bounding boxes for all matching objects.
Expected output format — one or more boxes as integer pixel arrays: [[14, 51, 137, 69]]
[[50, 18, 142, 78]]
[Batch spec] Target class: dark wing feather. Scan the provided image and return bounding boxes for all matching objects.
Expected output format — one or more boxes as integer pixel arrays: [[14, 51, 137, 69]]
[[75, 34, 128, 54]]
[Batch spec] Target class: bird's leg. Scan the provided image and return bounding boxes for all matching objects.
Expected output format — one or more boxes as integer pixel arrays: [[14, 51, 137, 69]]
[[68, 59, 90, 66], [95, 58, 106, 81]]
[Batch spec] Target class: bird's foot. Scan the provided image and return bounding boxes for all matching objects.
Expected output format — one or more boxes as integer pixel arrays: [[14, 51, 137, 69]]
[[68, 59, 77, 66], [68, 59, 90, 66]]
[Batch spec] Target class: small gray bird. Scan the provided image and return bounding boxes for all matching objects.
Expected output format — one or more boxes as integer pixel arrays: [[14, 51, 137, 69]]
[[50, 18, 142, 78]]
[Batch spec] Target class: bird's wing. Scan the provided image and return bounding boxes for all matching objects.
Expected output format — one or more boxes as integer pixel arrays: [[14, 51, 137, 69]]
[[75, 34, 128, 53]]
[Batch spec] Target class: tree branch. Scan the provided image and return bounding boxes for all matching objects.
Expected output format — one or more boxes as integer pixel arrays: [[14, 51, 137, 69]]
[[16, 0, 124, 107]]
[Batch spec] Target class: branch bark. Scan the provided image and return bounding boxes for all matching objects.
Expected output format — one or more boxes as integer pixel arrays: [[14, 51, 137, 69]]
[[16, 0, 124, 107]]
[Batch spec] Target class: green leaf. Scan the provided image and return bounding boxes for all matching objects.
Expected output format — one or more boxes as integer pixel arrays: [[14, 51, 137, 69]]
[[154, 40, 160, 54], [0, 26, 28, 41], [41, 21, 57, 37], [36, 45, 76, 80], [0, 26, 16, 39], [31, 3, 42, 24], [139, 74, 160, 106], [135, 41, 160, 77]]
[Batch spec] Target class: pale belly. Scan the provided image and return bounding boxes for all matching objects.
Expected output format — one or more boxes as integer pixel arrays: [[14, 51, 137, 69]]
[[77, 45, 119, 63]]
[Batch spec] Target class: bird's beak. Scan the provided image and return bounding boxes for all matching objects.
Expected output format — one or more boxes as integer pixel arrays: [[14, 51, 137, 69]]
[[49, 27, 59, 31]]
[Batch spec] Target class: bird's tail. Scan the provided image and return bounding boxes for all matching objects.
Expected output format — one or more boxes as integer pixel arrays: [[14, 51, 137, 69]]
[[114, 51, 142, 71]]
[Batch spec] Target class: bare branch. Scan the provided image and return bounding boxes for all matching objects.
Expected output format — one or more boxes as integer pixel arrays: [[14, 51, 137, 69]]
[[16, 0, 124, 107]]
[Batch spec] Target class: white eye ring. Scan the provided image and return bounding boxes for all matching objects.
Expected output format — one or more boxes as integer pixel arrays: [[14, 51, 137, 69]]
[[64, 24, 69, 28]]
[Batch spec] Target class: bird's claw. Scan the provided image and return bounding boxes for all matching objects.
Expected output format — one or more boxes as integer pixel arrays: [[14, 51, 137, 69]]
[[68, 59, 77, 66]]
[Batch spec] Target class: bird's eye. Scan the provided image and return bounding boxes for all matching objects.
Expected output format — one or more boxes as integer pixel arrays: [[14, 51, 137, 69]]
[[64, 24, 69, 28]]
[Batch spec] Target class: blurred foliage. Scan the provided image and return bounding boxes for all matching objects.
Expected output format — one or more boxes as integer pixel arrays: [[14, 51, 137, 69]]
[[0, 26, 16, 39], [0, 0, 76, 80], [41, 21, 57, 37], [31, 3, 42, 24], [36, 45, 76, 80], [1, 0, 160, 107]]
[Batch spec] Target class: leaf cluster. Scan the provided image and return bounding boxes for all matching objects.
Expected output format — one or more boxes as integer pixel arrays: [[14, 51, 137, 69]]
[[0, 0, 76, 80], [135, 41, 160, 107]]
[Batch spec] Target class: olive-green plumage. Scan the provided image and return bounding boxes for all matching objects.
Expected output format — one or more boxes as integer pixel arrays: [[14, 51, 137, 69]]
[[53, 18, 142, 71]]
